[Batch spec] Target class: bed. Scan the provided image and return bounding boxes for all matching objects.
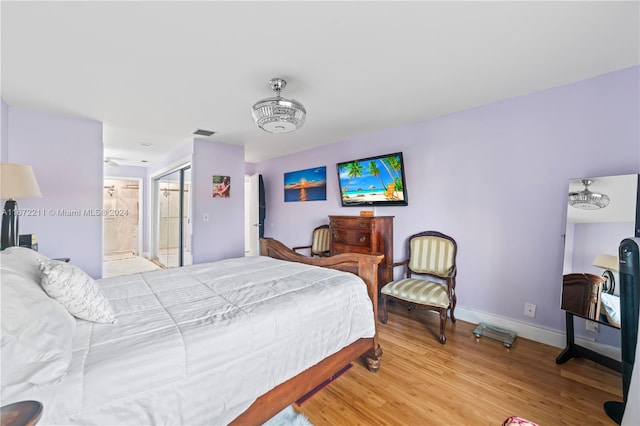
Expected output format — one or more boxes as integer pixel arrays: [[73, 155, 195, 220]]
[[0, 238, 383, 425]]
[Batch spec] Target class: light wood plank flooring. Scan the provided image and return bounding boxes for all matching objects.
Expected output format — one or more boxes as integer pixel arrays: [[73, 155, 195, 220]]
[[296, 303, 621, 425]]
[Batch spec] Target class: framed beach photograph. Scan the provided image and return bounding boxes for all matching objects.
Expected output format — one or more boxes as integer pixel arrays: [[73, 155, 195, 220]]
[[212, 175, 230, 198], [284, 166, 327, 202]]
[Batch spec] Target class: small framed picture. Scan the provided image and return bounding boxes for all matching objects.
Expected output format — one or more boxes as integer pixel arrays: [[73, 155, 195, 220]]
[[213, 175, 230, 198], [284, 166, 327, 202]]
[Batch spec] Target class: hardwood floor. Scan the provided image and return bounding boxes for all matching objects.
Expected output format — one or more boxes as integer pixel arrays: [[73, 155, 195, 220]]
[[296, 303, 621, 425]]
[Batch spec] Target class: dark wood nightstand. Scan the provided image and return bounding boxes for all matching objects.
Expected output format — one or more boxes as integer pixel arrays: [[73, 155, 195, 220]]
[[1, 400, 43, 426]]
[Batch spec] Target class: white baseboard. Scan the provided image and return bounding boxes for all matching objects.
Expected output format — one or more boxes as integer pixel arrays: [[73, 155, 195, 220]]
[[455, 306, 621, 362]]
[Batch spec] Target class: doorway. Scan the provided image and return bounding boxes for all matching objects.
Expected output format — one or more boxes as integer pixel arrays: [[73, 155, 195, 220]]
[[244, 174, 264, 256], [102, 178, 159, 278], [154, 166, 192, 268], [103, 178, 140, 257]]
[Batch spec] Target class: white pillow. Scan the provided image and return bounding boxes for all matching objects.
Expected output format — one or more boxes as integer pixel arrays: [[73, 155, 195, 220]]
[[39, 259, 117, 324], [0, 246, 50, 283], [1, 269, 76, 394], [600, 292, 621, 328]]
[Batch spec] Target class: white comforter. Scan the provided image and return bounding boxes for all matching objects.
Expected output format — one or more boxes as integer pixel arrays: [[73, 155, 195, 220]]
[[9, 256, 375, 425]]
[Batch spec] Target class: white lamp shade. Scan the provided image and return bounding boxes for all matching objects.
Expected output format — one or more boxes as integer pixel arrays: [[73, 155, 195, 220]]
[[592, 253, 619, 272], [0, 163, 42, 199]]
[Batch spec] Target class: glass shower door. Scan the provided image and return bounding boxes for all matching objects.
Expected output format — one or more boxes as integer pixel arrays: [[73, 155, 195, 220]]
[[158, 170, 181, 268], [182, 168, 192, 266], [156, 166, 192, 268]]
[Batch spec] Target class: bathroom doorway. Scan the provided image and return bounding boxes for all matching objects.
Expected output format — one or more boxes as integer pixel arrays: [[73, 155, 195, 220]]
[[102, 178, 160, 277]]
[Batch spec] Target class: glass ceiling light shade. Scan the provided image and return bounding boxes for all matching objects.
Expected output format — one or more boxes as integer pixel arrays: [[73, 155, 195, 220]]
[[251, 78, 306, 134], [568, 179, 610, 210]]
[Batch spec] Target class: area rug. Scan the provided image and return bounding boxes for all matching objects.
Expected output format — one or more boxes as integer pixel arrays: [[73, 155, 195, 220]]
[[295, 363, 352, 405], [262, 406, 313, 426]]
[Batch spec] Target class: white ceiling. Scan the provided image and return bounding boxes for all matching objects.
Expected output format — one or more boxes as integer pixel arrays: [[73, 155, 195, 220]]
[[2, 1, 639, 166]]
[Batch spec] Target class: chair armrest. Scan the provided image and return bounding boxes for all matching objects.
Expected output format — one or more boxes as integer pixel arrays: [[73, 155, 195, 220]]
[[291, 244, 311, 252], [391, 259, 409, 268]]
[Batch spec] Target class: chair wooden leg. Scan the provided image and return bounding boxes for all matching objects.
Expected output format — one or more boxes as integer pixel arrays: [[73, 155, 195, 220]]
[[450, 294, 457, 323], [380, 295, 389, 324], [438, 308, 447, 344]]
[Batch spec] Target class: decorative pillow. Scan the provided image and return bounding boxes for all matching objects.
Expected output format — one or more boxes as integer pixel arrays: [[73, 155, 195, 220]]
[[1, 269, 76, 394], [38, 259, 117, 324]]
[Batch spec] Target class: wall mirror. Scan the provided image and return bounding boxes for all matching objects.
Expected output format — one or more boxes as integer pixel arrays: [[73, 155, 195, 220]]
[[562, 174, 640, 327]]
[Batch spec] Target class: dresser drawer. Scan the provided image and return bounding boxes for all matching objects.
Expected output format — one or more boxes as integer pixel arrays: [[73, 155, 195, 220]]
[[331, 243, 374, 255], [331, 229, 371, 247], [330, 217, 371, 230]]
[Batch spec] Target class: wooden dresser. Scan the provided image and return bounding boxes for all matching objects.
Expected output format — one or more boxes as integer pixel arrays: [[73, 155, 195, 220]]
[[329, 215, 394, 289]]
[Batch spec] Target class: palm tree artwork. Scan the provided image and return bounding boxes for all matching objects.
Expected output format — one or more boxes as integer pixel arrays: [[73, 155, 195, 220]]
[[339, 162, 364, 199], [367, 161, 387, 192], [338, 153, 406, 205], [381, 156, 403, 199]]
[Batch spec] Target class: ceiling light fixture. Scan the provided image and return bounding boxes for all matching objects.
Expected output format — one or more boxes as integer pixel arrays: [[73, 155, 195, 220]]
[[568, 179, 610, 210], [251, 78, 306, 134]]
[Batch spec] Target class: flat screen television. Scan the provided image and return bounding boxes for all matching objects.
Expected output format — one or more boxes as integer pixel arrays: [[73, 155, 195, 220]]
[[336, 152, 408, 207]]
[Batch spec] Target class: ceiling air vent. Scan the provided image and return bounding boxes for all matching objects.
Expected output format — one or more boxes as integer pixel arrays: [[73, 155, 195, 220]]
[[193, 128, 216, 137]]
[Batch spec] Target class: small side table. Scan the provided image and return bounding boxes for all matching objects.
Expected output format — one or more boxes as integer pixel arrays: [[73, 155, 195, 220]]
[[0, 401, 43, 426]]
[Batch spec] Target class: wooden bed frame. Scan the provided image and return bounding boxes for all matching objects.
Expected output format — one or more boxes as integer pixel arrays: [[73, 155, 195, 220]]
[[230, 238, 384, 425]]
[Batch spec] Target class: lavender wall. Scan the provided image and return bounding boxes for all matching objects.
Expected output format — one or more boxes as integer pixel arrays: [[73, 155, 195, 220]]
[[5, 105, 103, 277], [572, 222, 633, 281], [1, 99, 8, 161], [191, 138, 245, 263], [255, 66, 640, 336]]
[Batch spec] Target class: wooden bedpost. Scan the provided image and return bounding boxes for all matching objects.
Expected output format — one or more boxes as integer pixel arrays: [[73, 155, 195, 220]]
[[357, 257, 383, 371]]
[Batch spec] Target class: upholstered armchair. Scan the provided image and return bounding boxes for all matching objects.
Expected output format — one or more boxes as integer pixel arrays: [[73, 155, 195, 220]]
[[292, 225, 331, 257], [380, 231, 458, 344]]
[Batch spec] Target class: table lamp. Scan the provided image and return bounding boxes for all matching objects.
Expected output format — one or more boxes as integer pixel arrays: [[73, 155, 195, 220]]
[[0, 163, 42, 249], [593, 253, 619, 294]]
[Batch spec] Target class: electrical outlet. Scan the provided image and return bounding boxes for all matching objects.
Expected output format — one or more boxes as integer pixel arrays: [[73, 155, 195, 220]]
[[586, 320, 600, 332], [524, 303, 536, 318]]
